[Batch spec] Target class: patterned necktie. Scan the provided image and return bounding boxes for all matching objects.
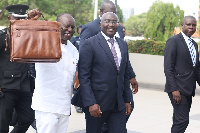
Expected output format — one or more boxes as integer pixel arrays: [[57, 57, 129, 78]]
[[188, 38, 196, 67], [108, 38, 119, 71]]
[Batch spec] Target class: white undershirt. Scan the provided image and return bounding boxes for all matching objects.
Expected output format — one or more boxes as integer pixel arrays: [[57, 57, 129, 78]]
[[101, 31, 122, 66]]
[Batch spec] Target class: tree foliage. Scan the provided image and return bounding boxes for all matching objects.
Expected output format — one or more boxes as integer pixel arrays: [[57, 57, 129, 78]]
[[0, 0, 124, 34], [124, 13, 146, 36], [144, 0, 184, 41]]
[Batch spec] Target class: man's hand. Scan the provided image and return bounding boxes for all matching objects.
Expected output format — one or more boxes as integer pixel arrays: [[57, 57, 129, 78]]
[[125, 103, 131, 115], [73, 72, 79, 89], [89, 104, 102, 117], [130, 78, 138, 94], [172, 90, 181, 104], [27, 9, 41, 20]]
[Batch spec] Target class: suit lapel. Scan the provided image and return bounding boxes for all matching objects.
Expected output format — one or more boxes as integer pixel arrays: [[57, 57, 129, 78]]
[[97, 33, 118, 71], [116, 37, 125, 71]]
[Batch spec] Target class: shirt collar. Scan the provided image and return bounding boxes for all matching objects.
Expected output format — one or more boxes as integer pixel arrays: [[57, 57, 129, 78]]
[[101, 31, 117, 42], [181, 31, 192, 41]]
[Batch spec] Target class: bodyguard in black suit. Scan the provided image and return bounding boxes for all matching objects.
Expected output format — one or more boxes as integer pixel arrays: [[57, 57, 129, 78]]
[[79, 12, 131, 133], [0, 5, 34, 133], [164, 16, 200, 133]]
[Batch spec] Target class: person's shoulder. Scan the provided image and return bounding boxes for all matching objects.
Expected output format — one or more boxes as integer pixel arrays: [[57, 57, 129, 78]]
[[166, 33, 180, 42], [87, 32, 101, 40], [71, 36, 79, 41], [116, 36, 126, 43], [0, 28, 7, 36], [82, 18, 100, 29]]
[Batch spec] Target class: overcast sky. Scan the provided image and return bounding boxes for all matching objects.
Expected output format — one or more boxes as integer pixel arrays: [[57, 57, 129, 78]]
[[111, 0, 199, 19]]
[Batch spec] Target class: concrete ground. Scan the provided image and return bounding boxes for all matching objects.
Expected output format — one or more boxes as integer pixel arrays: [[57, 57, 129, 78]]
[[9, 87, 200, 133]]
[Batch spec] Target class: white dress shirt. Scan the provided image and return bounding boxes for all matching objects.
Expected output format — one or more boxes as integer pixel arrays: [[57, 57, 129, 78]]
[[101, 31, 122, 66], [181, 31, 196, 65], [32, 40, 79, 115]]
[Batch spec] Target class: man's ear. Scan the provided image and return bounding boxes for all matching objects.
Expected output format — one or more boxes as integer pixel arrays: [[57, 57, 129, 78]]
[[100, 9, 103, 17]]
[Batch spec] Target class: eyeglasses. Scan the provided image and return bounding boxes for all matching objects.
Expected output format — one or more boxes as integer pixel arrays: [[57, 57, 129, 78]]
[[61, 26, 75, 31], [103, 19, 118, 25]]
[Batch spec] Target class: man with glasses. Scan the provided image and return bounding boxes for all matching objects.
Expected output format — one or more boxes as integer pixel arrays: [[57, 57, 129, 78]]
[[78, 12, 131, 133]]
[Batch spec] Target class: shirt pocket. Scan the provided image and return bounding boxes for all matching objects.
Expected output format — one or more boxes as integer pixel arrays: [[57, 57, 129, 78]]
[[2, 70, 21, 89]]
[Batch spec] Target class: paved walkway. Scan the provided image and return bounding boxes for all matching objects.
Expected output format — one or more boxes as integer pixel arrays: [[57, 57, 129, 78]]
[[9, 87, 200, 133]]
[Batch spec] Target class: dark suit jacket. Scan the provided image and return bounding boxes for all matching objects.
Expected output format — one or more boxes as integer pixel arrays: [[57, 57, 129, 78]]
[[0, 28, 30, 91], [70, 36, 80, 50], [164, 33, 200, 96], [78, 32, 132, 112], [80, 17, 136, 79]]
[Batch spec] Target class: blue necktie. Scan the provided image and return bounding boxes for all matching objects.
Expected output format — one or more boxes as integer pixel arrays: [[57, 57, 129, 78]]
[[188, 38, 196, 67], [108, 38, 119, 71]]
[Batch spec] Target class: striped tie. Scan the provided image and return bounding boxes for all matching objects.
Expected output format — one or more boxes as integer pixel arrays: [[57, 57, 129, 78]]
[[108, 38, 119, 71], [188, 38, 196, 67]]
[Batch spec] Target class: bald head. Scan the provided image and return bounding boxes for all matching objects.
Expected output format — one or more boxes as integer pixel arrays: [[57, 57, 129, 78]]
[[101, 12, 118, 22], [100, 0, 116, 17], [57, 13, 75, 44]]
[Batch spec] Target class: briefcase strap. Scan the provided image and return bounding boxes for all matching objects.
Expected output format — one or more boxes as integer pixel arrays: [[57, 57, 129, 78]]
[[40, 13, 47, 21], [5, 29, 9, 51]]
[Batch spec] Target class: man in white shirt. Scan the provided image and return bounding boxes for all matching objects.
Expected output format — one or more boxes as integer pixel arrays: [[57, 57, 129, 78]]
[[31, 13, 79, 133]]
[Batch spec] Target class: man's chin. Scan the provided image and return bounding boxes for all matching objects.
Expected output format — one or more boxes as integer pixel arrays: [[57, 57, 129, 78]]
[[62, 38, 71, 42]]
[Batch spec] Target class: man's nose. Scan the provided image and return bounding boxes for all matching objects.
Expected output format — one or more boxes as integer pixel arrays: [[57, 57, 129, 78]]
[[108, 22, 114, 26], [67, 26, 73, 31]]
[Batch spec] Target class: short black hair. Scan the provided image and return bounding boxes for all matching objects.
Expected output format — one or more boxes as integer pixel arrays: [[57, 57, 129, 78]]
[[56, 13, 70, 22], [182, 16, 196, 25], [100, 0, 116, 12]]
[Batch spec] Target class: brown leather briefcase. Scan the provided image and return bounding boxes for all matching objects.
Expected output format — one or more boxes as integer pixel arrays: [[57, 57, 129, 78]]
[[9, 18, 61, 63]]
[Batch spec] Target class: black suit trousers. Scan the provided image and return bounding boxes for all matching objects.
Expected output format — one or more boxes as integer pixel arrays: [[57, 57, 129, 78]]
[[168, 93, 192, 133], [85, 104, 127, 133], [0, 90, 34, 133]]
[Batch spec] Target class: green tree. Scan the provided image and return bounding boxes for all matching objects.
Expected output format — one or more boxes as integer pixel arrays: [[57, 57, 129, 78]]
[[124, 13, 146, 36], [0, 0, 30, 26], [144, 0, 184, 41], [116, 5, 123, 23]]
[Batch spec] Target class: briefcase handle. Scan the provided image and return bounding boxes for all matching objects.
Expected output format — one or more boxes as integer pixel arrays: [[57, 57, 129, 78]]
[[27, 9, 47, 21], [40, 13, 47, 21]]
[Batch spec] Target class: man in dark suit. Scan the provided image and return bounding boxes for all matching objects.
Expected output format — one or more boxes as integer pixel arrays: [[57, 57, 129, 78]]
[[80, 0, 124, 42], [0, 5, 34, 133], [164, 16, 200, 133], [78, 12, 131, 133], [80, 0, 138, 119]]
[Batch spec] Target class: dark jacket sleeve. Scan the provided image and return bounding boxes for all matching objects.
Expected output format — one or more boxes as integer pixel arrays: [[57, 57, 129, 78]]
[[128, 61, 136, 79], [0, 29, 7, 51], [164, 37, 178, 92]]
